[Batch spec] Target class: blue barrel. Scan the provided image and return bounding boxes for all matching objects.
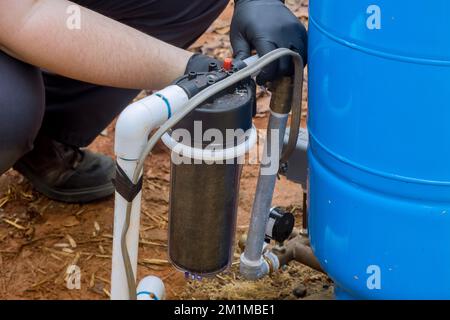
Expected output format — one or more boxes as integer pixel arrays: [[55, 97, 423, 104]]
[[308, 0, 450, 299]]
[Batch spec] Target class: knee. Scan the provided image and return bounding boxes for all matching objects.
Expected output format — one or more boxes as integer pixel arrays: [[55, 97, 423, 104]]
[[0, 52, 45, 174]]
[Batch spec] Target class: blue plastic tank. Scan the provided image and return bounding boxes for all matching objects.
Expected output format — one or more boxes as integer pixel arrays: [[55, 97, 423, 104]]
[[308, 0, 450, 299]]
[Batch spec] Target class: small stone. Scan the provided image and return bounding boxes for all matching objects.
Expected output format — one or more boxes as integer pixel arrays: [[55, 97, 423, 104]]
[[293, 284, 307, 298]]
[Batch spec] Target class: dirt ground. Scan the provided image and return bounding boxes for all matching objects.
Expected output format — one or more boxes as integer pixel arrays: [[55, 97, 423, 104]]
[[0, 0, 332, 300]]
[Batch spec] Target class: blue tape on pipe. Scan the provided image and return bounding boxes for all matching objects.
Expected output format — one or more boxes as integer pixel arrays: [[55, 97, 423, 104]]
[[136, 291, 159, 300], [155, 93, 172, 119]]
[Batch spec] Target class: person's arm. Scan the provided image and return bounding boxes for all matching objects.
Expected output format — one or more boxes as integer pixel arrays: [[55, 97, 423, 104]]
[[0, 0, 193, 90]]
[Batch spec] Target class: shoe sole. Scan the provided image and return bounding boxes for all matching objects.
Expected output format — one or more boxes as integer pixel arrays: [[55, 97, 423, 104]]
[[15, 162, 115, 203]]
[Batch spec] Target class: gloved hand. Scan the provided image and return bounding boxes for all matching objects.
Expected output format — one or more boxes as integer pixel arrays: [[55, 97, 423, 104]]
[[231, 0, 307, 85], [184, 53, 223, 74]]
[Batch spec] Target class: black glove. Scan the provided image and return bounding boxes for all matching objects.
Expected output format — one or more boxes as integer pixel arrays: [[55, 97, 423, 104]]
[[184, 53, 223, 74], [231, 0, 307, 85]]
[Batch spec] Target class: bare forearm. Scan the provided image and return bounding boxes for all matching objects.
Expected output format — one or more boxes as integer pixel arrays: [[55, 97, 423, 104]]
[[0, 0, 193, 90]]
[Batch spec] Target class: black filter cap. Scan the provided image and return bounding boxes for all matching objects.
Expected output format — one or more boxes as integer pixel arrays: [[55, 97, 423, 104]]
[[173, 79, 256, 148]]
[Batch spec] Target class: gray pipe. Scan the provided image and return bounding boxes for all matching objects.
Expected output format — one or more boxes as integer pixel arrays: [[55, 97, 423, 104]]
[[240, 111, 289, 279]]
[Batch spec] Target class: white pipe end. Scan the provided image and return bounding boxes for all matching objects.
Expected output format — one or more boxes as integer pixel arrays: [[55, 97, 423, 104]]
[[136, 276, 166, 300]]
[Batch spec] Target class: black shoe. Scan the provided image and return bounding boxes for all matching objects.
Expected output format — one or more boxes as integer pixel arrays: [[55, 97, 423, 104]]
[[14, 135, 115, 203]]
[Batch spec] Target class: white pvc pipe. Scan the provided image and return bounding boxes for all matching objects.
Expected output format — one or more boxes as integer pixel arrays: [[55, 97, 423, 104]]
[[137, 276, 166, 300], [111, 159, 142, 300], [111, 85, 189, 300], [114, 85, 189, 160]]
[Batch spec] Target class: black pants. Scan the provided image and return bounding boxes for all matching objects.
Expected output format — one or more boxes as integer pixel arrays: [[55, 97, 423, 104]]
[[0, 0, 229, 174]]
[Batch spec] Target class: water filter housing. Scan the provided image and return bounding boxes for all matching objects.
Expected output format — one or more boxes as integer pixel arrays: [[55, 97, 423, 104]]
[[164, 78, 256, 277]]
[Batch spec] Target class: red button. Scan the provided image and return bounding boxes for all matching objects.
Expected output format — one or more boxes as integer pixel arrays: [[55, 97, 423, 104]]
[[223, 58, 233, 71]]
